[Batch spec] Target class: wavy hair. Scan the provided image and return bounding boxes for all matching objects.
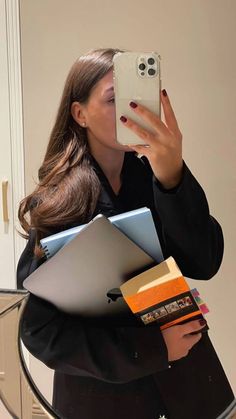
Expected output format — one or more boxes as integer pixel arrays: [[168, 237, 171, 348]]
[[18, 48, 122, 255]]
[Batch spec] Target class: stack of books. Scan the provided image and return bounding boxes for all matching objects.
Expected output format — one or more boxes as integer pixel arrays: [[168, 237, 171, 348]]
[[23, 207, 208, 328]]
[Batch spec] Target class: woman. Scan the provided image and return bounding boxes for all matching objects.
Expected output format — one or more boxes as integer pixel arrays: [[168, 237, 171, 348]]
[[17, 48, 234, 419]]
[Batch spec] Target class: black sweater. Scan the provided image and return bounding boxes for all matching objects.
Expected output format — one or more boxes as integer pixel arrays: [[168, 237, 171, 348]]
[[17, 153, 229, 419]]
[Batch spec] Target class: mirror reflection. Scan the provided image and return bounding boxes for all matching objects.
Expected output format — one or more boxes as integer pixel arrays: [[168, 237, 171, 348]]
[[1, 0, 236, 418], [0, 290, 55, 418], [17, 44, 235, 418]]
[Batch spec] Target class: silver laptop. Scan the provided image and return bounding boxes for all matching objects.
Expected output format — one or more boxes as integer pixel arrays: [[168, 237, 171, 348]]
[[23, 215, 155, 317]]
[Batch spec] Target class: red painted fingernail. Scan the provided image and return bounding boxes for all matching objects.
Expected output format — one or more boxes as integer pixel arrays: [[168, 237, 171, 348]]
[[120, 116, 127, 123], [162, 89, 167, 97], [129, 101, 138, 108], [199, 319, 207, 326]]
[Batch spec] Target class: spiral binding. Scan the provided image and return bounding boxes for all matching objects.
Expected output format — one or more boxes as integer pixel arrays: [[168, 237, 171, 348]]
[[41, 245, 50, 259]]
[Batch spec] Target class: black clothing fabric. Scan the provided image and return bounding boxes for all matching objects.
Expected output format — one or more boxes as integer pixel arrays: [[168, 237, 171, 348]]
[[17, 153, 234, 419]]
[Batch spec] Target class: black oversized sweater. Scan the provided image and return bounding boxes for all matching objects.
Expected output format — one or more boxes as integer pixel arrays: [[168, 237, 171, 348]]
[[17, 153, 234, 419]]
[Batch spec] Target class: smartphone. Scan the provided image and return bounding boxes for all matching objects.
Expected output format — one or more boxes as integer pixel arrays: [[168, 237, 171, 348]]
[[113, 51, 161, 145]]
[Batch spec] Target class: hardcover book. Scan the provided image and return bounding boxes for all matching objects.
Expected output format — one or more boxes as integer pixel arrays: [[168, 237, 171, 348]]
[[120, 257, 208, 330]]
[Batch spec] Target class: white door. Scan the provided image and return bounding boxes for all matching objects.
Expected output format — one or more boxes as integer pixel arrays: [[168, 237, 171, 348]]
[[0, 0, 25, 289]]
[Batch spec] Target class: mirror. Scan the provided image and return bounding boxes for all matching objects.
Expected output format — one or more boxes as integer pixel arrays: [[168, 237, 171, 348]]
[[0, 289, 56, 418], [0, 289, 235, 419], [1, 0, 236, 417], [0, 290, 235, 419]]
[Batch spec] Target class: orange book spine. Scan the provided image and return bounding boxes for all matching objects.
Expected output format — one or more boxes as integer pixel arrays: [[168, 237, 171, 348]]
[[123, 276, 189, 314]]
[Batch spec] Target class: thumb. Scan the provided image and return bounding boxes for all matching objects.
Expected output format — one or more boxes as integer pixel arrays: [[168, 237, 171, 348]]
[[185, 331, 202, 348], [181, 319, 207, 336]]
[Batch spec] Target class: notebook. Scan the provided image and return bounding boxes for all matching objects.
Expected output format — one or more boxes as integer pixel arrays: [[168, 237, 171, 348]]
[[40, 207, 163, 263], [23, 215, 155, 317]]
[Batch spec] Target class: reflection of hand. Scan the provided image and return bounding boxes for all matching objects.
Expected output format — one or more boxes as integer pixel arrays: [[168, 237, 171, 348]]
[[161, 319, 207, 362], [120, 90, 183, 189]]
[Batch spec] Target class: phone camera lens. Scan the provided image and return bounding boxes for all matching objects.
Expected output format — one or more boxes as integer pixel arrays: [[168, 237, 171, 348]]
[[148, 68, 156, 76], [139, 63, 146, 71], [147, 57, 155, 65]]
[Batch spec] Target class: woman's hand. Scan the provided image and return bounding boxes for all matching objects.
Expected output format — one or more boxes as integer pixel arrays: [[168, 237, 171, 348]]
[[120, 90, 183, 189], [161, 319, 207, 362]]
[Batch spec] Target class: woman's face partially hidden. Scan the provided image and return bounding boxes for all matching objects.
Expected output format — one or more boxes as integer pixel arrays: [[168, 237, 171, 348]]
[[79, 70, 130, 154]]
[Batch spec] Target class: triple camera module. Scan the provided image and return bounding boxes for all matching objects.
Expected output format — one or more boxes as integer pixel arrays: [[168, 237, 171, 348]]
[[137, 55, 158, 78]]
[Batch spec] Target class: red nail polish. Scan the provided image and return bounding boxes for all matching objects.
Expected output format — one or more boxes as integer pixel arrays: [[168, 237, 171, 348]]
[[199, 319, 207, 326], [162, 89, 167, 97], [120, 116, 127, 123], [129, 101, 138, 108]]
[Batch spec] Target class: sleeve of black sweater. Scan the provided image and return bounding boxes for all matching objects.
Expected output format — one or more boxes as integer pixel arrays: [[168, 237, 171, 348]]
[[151, 162, 224, 279]]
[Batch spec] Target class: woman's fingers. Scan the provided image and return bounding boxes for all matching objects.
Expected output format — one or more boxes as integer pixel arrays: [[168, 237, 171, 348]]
[[184, 332, 202, 347], [119, 115, 157, 146], [181, 319, 207, 336], [119, 90, 183, 189], [119, 91, 182, 145], [161, 90, 181, 137], [162, 321, 204, 362], [125, 101, 168, 139]]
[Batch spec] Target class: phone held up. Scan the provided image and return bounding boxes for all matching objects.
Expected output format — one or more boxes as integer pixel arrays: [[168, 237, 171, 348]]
[[113, 51, 161, 146]]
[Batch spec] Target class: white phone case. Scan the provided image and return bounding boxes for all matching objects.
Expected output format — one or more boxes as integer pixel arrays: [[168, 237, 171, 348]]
[[113, 51, 161, 145]]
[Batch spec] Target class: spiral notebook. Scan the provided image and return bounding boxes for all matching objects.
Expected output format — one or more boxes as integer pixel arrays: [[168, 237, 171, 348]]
[[40, 207, 163, 263]]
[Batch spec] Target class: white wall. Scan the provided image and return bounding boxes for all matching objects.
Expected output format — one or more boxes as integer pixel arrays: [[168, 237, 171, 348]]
[[20, 0, 236, 397]]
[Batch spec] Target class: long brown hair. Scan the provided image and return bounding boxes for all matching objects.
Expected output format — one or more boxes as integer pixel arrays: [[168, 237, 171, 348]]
[[18, 48, 122, 255]]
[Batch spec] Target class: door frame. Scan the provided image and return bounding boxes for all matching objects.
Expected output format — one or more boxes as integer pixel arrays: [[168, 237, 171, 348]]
[[4, 0, 25, 275]]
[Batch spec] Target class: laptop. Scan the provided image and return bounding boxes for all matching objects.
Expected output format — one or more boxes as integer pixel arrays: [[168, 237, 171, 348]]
[[23, 215, 155, 317]]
